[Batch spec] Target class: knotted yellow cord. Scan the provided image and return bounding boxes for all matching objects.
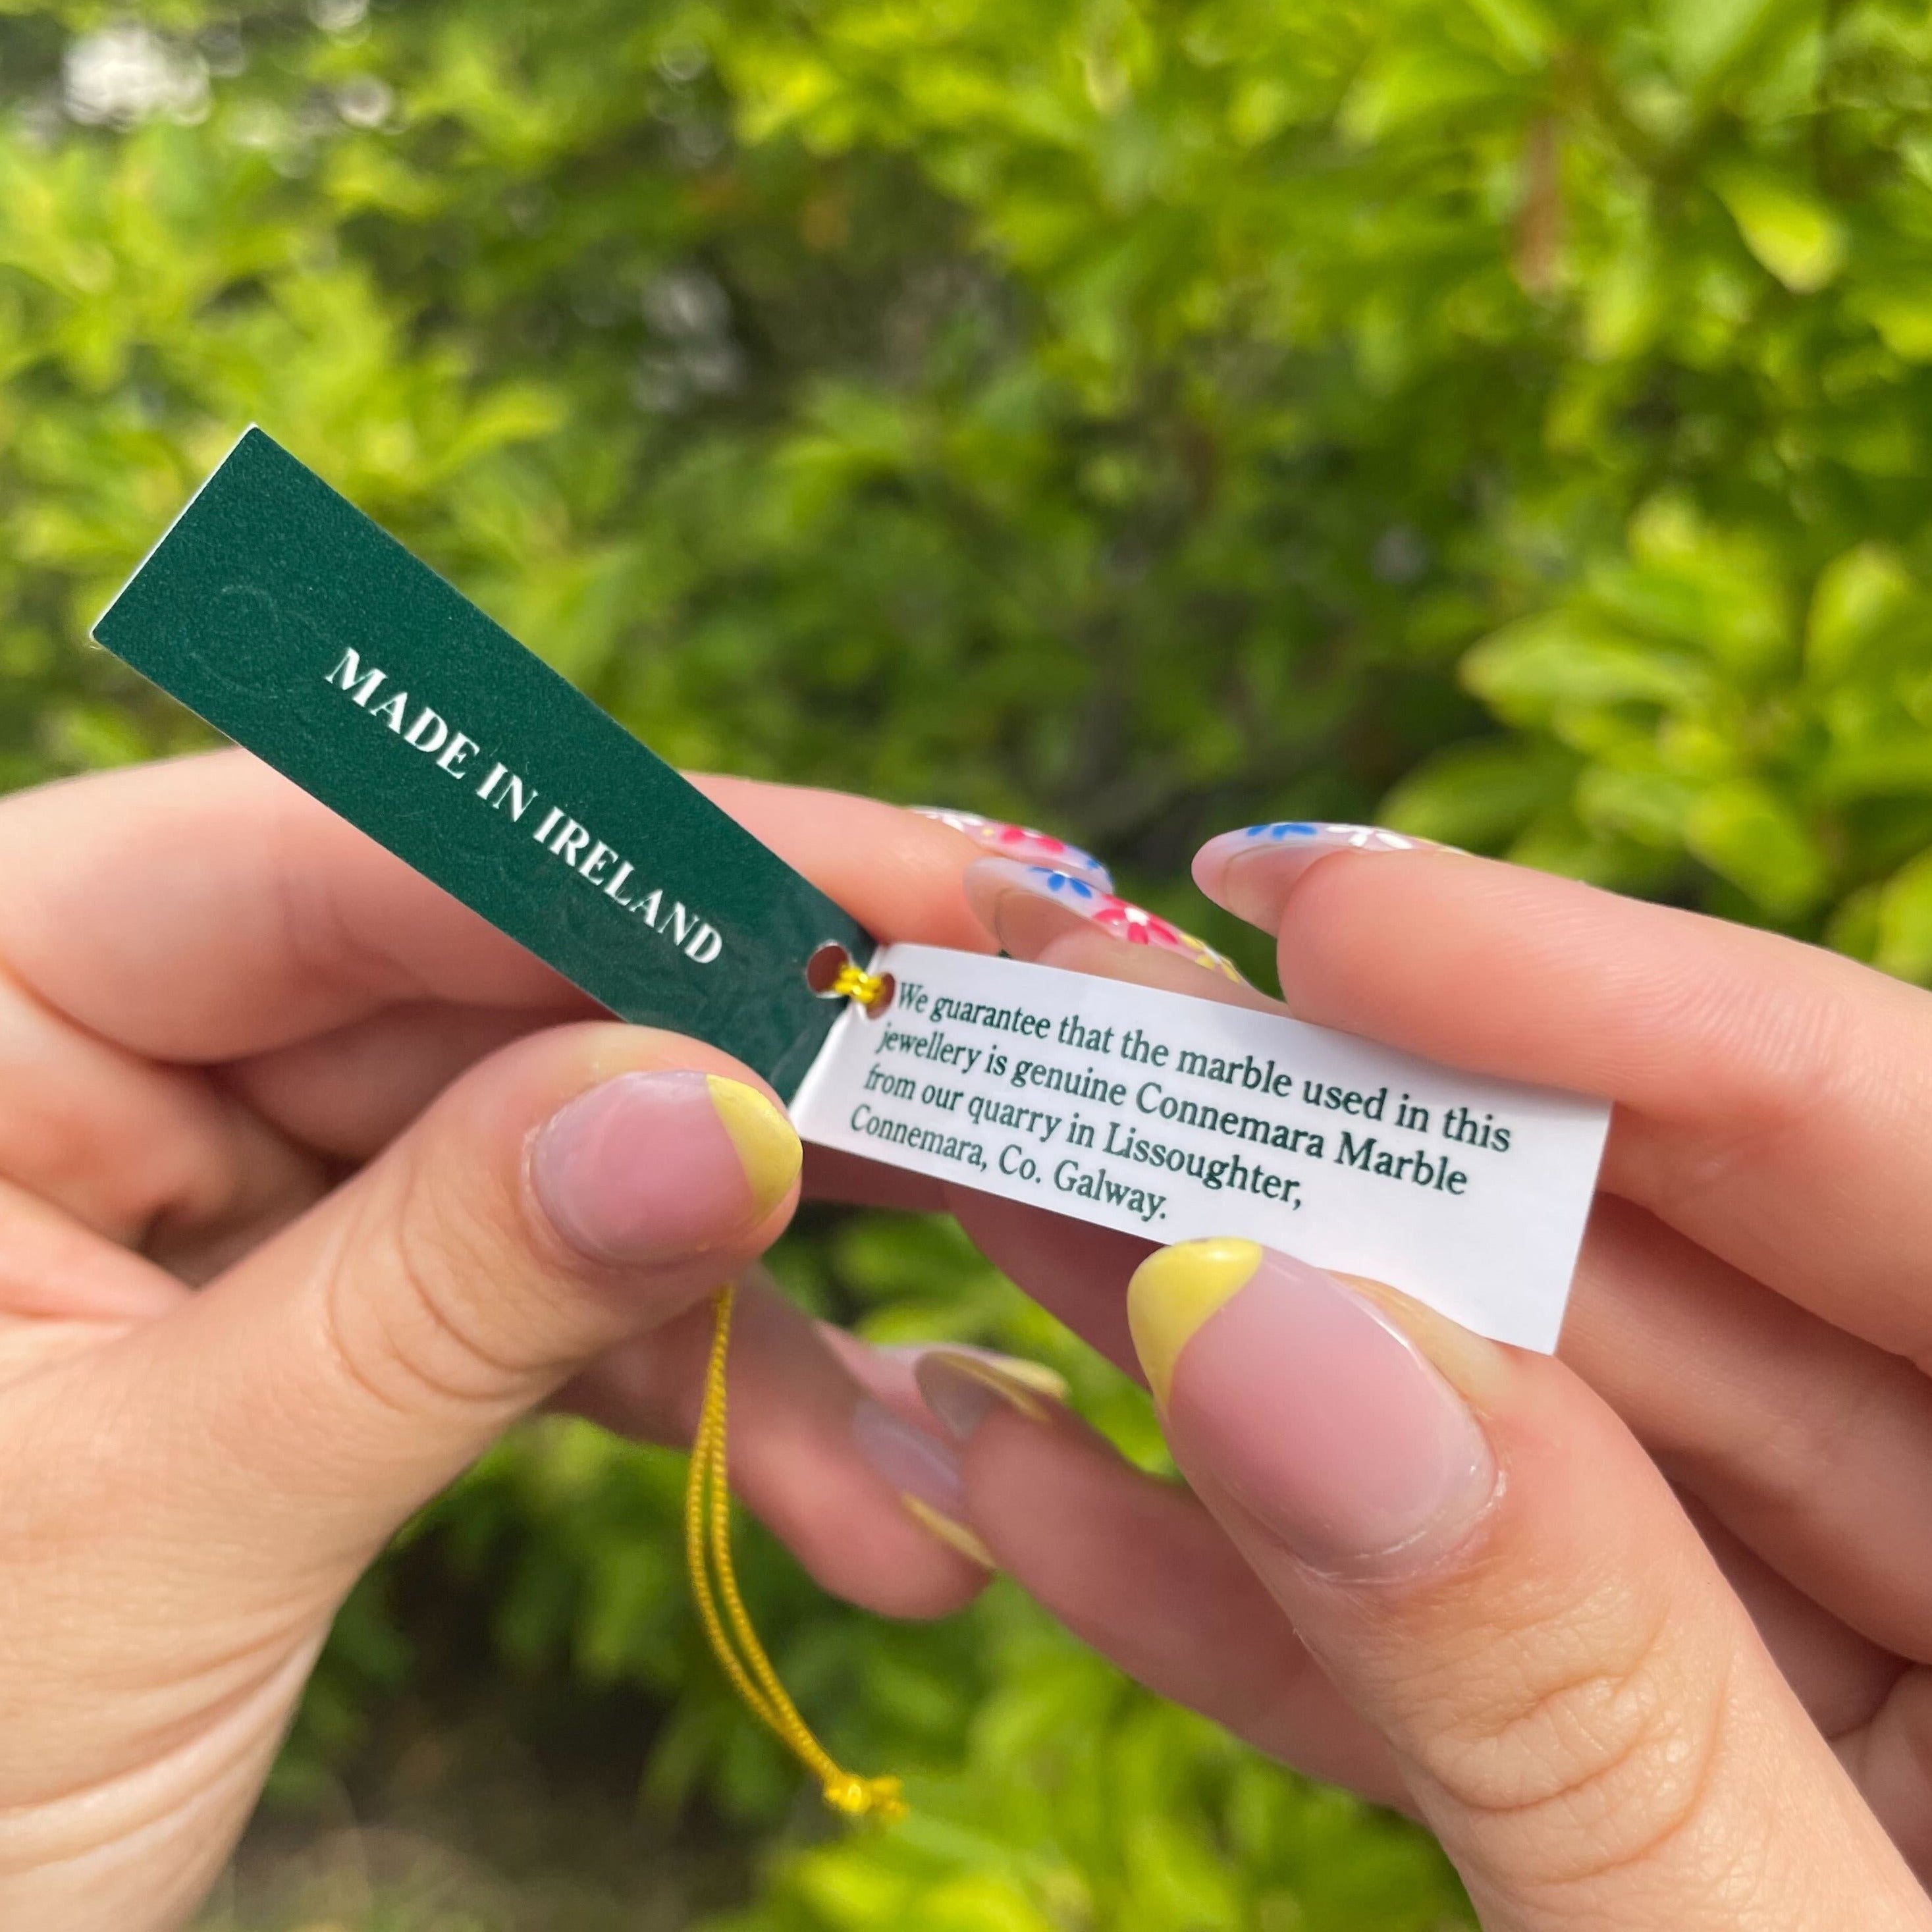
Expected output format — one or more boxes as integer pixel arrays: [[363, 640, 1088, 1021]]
[[686, 1283, 906, 1824], [824, 961, 889, 1011]]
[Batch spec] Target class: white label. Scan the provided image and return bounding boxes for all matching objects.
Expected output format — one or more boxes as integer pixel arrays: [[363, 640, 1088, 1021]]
[[791, 944, 1608, 1352]]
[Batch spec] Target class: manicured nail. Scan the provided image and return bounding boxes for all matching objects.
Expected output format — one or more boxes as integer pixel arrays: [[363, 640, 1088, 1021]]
[[1193, 823, 1438, 926], [531, 1070, 801, 1264], [913, 807, 1114, 890], [963, 857, 1246, 983], [1127, 1238, 1495, 1572], [913, 1347, 1069, 1441], [850, 1397, 994, 1567]]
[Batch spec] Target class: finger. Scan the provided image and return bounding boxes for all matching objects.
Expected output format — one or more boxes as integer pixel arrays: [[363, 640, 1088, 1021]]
[[1127, 1239, 1927, 1929], [0, 957, 327, 1275], [801, 1144, 948, 1213], [1678, 1494, 1903, 1746], [0, 753, 996, 1065], [3, 1024, 809, 1685], [0, 753, 574, 1061], [0, 1178, 185, 1339], [1193, 836, 1932, 1361], [900, 1346, 1409, 1802], [961, 857, 1267, 1001], [560, 1269, 989, 1620], [224, 1000, 582, 1162], [956, 1175, 1932, 1689], [896, 1195, 1914, 1775], [232, 1031, 954, 1202], [1567, 1195, 1932, 1666], [944, 860, 1268, 1378], [692, 774, 1000, 955], [963, 883, 1932, 1746], [976, 844, 1932, 1680], [1844, 1666, 1932, 1882], [942, 1185, 1150, 1377]]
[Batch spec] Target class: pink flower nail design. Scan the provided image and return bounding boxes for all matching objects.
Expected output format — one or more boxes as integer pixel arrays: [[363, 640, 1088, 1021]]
[[968, 860, 1246, 982], [913, 808, 1114, 890]]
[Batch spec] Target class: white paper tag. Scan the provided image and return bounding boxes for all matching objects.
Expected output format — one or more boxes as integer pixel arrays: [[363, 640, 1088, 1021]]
[[792, 944, 1609, 1351]]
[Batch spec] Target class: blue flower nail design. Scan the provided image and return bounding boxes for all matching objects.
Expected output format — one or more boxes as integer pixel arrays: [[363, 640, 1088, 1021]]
[[1029, 867, 1098, 899]]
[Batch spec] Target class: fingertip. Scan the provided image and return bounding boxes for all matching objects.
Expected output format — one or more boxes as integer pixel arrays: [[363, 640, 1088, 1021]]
[[849, 1395, 994, 1574], [1192, 822, 1441, 933], [1135, 1239, 1496, 1574], [1127, 1237, 1264, 1408], [910, 806, 1115, 892], [705, 1075, 803, 1221], [531, 1065, 798, 1265], [963, 857, 1245, 982]]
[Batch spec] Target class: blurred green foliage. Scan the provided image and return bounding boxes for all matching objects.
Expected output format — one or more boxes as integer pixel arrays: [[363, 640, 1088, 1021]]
[[6, 0, 1932, 1923]]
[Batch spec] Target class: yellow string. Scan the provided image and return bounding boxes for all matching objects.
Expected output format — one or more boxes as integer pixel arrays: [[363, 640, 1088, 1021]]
[[686, 1280, 907, 1824], [826, 961, 889, 1011]]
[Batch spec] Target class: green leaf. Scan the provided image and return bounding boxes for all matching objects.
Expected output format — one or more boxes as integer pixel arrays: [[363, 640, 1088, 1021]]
[[1873, 848, 1932, 983], [1462, 612, 1709, 724], [1856, 286, 1932, 362], [1658, 0, 1806, 90], [1459, 0, 1556, 68], [1582, 241, 1664, 362], [1381, 738, 1572, 847], [1684, 781, 1827, 915], [1576, 765, 1699, 846], [1711, 165, 1846, 293], [1337, 45, 1512, 145], [1806, 543, 1915, 684]]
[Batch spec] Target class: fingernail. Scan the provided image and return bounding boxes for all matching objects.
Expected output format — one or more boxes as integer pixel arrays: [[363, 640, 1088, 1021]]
[[1127, 1238, 1495, 1572], [963, 857, 1246, 983], [913, 807, 1114, 890], [1193, 823, 1438, 926], [531, 1070, 801, 1264], [850, 1397, 995, 1567], [913, 1347, 1069, 1441]]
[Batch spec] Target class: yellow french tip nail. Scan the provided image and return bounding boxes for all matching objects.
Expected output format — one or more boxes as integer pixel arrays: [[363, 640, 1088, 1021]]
[[921, 1349, 1069, 1423], [1127, 1237, 1265, 1408], [898, 1493, 996, 1569], [706, 1075, 803, 1221]]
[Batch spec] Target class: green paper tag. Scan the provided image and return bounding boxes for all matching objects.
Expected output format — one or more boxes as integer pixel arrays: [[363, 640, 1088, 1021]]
[[93, 428, 871, 1098]]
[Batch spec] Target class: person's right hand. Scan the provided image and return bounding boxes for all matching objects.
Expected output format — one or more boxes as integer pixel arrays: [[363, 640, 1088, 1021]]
[[900, 830, 1932, 1929]]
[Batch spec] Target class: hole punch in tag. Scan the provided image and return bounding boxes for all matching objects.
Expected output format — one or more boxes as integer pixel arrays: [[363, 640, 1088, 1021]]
[[806, 941, 896, 1017]]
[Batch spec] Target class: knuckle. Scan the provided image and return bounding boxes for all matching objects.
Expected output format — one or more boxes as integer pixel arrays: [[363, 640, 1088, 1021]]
[[1407, 1566, 1735, 1894], [1721, 1345, 1904, 1522], [318, 1156, 541, 1420], [1619, 972, 1849, 1207]]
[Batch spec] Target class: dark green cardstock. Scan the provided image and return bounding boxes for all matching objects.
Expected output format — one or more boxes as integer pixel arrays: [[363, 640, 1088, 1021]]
[[94, 428, 871, 1099]]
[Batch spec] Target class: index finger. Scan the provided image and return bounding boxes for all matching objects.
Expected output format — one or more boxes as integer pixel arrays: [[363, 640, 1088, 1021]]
[[1200, 838, 1932, 1360], [0, 751, 995, 1063]]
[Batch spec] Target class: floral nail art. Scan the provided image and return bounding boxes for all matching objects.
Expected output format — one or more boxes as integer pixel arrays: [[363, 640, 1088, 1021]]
[[913, 807, 1114, 890], [1233, 822, 1422, 854], [992, 864, 1246, 982], [1192, 820, 1441, 913]]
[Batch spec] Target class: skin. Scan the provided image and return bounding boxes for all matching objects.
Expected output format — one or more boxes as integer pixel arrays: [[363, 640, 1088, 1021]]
[[10, 753, 1932, 1926], [0, 751, 999, 1929], [936, 842, 1932, 1928]]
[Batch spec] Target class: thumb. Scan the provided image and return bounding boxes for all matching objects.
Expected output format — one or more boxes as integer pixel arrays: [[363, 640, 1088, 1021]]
[[55, 1021, 801, 1590], [1127, 1239, 1927, 1932]]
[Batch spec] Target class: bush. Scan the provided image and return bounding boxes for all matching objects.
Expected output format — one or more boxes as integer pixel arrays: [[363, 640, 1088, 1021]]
[[5, 0, 1931, 1923]]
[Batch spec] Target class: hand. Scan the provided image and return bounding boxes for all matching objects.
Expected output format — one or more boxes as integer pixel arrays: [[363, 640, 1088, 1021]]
[[0, 751, 1008, 1930], [905, 832, 1932, 1927]]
